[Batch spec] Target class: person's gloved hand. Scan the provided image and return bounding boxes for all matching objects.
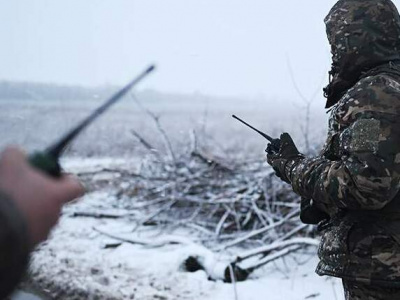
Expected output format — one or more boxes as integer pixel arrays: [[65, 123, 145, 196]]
[[266, 133, 304, 183], [300, 197, 330, 225]]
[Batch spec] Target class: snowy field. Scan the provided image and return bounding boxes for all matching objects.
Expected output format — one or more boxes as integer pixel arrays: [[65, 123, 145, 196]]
[[0, 94, 328, 158], [15, 158, 343, 300], [0, 96, 340, 299]]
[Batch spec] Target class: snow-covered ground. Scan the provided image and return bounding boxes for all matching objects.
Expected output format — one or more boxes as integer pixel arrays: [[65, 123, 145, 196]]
[[20, 159, 345, 300]]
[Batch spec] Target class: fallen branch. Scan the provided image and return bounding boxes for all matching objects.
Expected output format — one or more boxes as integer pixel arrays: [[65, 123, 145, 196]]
[[191, 149, 234, 172], [93, 227, 193, 248], [217, 208, 300, 251], [182, 238, 318, 283], [131, 129, 157, 152], [245, 245, 302, 273], [71, 211, 129, 219], [236, 237, 320, 262]]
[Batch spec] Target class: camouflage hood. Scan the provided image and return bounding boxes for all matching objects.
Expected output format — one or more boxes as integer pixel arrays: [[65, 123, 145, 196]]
[[324, 0, 400, 108]]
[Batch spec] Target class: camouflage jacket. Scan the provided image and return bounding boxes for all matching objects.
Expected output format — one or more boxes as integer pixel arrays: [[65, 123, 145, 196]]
[[285, 0, 400, 287], [290, 71, 400, 286], [0, 192, 30, 297]]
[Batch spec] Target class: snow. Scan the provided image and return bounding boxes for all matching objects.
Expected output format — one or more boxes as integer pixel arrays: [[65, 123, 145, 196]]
[[60, 157, 141, 174], [26, 159, 344, 299]]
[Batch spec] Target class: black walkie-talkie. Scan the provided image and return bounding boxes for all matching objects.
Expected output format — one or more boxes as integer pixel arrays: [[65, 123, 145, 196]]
[[29, 65, 155, 177], [232, 115, 281, 152]]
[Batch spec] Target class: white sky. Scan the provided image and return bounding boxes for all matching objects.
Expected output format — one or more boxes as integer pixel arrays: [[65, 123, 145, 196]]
[[1, 0, 400, 101]]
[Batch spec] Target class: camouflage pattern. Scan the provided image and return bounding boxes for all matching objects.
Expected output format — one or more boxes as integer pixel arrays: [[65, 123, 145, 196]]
[[283, 0, 400, 287], [323, 0, 400, 108], [343, 280, 400, 300]]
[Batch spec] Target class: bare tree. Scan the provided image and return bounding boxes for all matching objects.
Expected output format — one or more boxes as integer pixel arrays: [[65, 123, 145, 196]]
[[286, 55, 326, 154]]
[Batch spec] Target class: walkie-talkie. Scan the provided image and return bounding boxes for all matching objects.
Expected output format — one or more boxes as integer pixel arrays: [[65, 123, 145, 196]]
[[232, 115, 280, 151], [29, 65, 155, 177]]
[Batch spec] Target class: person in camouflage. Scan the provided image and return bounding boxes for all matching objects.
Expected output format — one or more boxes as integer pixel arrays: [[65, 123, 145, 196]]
[[267, 0, 400, 298]]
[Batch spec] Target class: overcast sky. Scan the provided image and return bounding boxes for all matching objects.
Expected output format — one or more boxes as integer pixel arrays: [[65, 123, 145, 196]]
[[1, 0, 400, 102]]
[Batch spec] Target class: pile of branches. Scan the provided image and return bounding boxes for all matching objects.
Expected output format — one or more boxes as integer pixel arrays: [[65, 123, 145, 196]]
[[117, 147, 306, 249], [76, 101, 320, 283], [80, 144, 320, 282]]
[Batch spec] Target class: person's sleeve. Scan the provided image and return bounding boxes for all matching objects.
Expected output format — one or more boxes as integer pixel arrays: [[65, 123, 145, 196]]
[[0, 192, 31, 298], [288, 75, 400, 211]]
